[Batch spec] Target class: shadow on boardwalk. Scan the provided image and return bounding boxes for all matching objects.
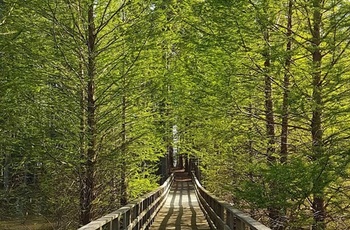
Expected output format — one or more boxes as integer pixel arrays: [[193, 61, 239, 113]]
[[150, 169, 211, 230]]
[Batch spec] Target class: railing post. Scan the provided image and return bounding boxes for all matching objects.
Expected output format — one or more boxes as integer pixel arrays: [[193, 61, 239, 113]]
[[123, 209, 131, 230], [219, 204, 225, 224], [226, 209, 237, 230], [115, 215, 121, 230], [237, 218, 244, 230]]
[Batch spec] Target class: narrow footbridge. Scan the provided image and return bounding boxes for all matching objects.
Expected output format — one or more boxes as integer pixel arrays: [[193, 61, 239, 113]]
[[78, 170, 271, 230]]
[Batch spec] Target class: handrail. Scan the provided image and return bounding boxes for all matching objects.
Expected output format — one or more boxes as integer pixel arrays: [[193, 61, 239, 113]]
[[78, 173, 174, 230], [191, 172, 271, 230]]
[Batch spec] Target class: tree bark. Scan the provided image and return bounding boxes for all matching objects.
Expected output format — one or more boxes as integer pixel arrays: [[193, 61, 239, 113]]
[[263, 30, 276, 165], [3, 152, 10, 191], [80, 3, 97, 225], [311, 0, 325, 229], [168, 144, 174, 173], [280, 0, 293, 164], [120, 93, 128, 206], [178, 155, 184, 169], [263, 20, 282, 230], [120, 12, 128, 204], [79, 59, 88, 224], [184, 155, 189, 172]]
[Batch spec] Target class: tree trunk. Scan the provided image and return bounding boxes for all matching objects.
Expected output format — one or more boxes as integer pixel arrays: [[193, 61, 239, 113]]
[[168, 144, 174, 172], [311, 0, 325, 229], [184, 155, 189, 172], [263, 24, 282, 230], [280, 0, 293, 164], [178, 155, 184, 169], [4, 152, 10, 191], [270, 1, 294, 229], [120, 93, 128, 206], [79, 59, 88, 225], [120, 13, 128, 204], [80, 3, 97, 225], [263, 31, 276, 165], [247, 104, 258, 218]]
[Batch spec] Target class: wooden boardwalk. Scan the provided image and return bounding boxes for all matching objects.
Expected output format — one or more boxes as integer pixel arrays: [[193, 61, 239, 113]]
[[150, 171, 211, 230]]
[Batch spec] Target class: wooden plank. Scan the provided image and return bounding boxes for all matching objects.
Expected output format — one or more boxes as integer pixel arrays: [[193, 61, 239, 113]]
[[149, 171, 211, 230]]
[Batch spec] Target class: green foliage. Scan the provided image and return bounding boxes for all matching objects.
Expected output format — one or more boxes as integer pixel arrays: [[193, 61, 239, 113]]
[[237, 159, 314, 209], [128, 174, 160, 200], [1, 0, 350, 229], [1, 0, 170, 228], [170, 0, 350, 229]]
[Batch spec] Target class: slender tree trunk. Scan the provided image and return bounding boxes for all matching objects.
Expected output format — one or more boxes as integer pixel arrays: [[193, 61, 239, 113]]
[[157, 99, 169, 182], [79, 58, 86, 159], [120, 13, 128, 204], [247, 104, 257, 218], [168, 144, 174, 169], [158, 1, 174, 180], [184, 155, 189, 172], [4, 152, 10, 191], [263, 26, 282, 230], [79, 59, 88, 224], [311, 0, 325, 229], [80, 3, 97, 225], [263, 31, 276, 165], [178, 155, 184, 169], [280, 0, 293, 164], [120, 93, 128, 206], [270, 2, 294, 229]]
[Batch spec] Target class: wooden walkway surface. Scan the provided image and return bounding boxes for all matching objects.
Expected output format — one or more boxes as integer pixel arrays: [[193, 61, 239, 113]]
[[150, 171, 211, 230]]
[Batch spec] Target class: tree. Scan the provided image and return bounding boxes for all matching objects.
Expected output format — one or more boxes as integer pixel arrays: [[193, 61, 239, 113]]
[[1, 0, 170, 228], [172, 0, 350, 229]]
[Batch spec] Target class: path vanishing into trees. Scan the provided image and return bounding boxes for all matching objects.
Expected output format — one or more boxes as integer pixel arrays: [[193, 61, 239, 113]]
[[149, 170, 211, 230], [79, 168, 271, 230]]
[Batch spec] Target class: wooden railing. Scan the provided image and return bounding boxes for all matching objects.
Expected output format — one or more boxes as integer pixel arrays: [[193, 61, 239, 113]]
[[191, 172, 271, 230], [78, 174, 174, 230]]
